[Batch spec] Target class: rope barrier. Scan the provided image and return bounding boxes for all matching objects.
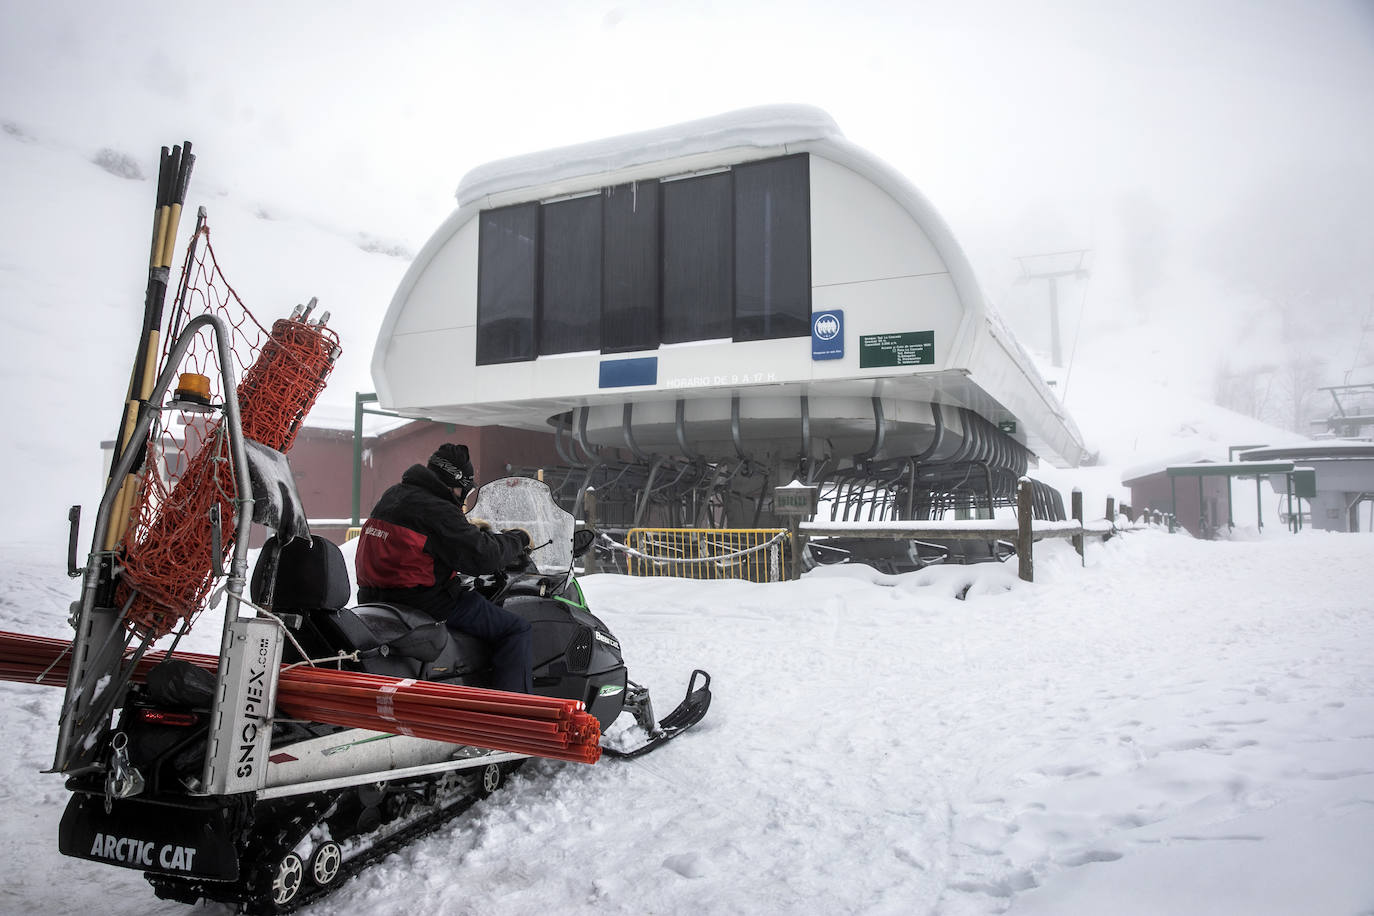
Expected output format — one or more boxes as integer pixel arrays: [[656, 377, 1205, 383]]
[[598, 529, 789, 566]]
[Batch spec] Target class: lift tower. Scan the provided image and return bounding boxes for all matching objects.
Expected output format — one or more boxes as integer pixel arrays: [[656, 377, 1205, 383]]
[[1016, 249, 1090, 368]]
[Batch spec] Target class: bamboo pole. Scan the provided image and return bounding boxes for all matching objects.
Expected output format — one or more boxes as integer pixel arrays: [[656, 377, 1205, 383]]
[[103, 142, 195, 551]]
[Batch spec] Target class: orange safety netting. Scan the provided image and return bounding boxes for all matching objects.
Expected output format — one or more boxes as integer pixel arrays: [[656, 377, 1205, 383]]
[[113, 227, 340, 638]]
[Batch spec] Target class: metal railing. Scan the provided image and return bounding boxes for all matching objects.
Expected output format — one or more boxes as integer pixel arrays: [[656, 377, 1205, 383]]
[[799, 484, 1127, 582]]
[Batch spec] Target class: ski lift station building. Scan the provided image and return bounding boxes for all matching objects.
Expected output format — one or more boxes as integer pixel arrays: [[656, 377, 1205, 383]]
[[371, 106, 1085, 522]]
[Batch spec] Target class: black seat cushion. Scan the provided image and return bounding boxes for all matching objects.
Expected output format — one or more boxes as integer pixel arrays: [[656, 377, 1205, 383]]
[[251, 535, 351, 611]]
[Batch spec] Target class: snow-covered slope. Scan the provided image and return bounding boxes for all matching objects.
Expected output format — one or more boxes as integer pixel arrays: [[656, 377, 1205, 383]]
[[1020, 335, 1309, 526], [0, 127, 410, 547]]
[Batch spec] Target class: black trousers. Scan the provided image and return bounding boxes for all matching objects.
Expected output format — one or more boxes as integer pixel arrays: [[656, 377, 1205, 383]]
[[445, 590, 532, 694]]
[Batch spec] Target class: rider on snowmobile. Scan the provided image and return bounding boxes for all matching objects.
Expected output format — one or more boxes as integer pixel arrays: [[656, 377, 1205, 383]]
[[355, 443, 533, 693]]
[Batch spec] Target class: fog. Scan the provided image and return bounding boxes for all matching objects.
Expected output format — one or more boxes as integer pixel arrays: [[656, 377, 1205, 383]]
[[3, 0, 1373, 423]]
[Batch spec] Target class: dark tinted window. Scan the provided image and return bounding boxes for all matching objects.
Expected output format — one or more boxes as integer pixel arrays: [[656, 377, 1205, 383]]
[[475, 154, 811, 362], [734, 155, 811, 341], [602, 182, 660, 353], [476, 203, 538, 365], [662, 171, 733, 343], [539, 195, 602, 355]]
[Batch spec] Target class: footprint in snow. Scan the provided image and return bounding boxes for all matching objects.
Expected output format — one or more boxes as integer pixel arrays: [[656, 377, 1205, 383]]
[[1057, 848, 1124, 867], [950, 869, 1038, 898], [662, 852, 706, 878]]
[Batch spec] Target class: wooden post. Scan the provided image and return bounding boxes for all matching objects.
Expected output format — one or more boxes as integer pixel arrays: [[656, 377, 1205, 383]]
[[1071, 487, 1084, 563], [788, 515, 804, 582], [1105, 496, 1116, 539], [1017, 477, 1033, 582], [1198, 476, 1206, 536], [582, 487, 600, 575]]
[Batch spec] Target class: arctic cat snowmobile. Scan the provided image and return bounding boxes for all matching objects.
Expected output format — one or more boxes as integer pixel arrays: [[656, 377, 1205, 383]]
[[49, 309, 709, 913], [46, 147, 709, 913], [57, 473, 711, 912]]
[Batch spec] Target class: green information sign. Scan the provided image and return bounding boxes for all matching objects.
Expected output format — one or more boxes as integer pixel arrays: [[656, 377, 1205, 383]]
[[772, 485, 817, 516], [859, 331, 935, 368]]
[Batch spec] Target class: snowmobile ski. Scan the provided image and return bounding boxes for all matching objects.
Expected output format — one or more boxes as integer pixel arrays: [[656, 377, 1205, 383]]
[[602, 669, 712, 760]]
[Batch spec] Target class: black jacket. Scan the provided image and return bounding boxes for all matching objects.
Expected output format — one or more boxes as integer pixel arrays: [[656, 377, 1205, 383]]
[[355, 464, 526, 618]]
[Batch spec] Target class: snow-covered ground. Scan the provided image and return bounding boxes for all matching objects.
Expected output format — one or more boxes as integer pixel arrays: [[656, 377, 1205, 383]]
[[2, 525, 1372, 915]]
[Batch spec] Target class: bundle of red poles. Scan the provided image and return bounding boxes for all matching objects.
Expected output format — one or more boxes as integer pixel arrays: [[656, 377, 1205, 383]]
[[0, 630, 601, 765], [276, 668, 600, 763], [0, 629, 218, 685]]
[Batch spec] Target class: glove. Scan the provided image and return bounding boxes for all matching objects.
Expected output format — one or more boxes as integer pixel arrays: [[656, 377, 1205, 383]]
[[507, 528, 532, 551], [469, 517, 491, 532]]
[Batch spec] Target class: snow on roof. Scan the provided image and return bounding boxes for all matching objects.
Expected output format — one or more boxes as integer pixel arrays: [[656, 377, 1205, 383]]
[[1120, 449, 1212, 484], [303, 401, 410, 435], [455, 104, 843, 207], [1241, 441, 1374, 461]]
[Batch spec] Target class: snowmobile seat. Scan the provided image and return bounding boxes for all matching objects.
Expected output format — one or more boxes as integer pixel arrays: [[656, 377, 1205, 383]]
[[349, 603, 492, 681], [250, 535, 398, 666], [250, 535, 491, 680], [251, 534, 351, 611]]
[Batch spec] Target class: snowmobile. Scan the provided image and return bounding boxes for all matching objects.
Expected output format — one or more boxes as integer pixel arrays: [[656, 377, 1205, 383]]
[[49, 306, 710, 913], [57, 471, 711, 912]]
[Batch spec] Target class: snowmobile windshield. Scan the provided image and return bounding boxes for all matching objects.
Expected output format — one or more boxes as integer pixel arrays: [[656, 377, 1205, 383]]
[[469, 477, 576, 573]]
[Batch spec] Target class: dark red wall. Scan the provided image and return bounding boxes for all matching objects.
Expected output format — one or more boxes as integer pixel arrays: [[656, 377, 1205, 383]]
[[287, 427, 354, 524], [283, 420, 563, 544], [1125, 472, 1231, 538]]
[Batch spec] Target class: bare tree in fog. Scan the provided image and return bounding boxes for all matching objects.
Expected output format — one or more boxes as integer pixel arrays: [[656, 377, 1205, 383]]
[[1204, 161, 1374, 432], [1116, 190, 1168, 320]]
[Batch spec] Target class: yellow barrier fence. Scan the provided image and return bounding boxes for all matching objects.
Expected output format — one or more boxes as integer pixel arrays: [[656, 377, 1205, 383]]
[[622, 528, 791, 582]]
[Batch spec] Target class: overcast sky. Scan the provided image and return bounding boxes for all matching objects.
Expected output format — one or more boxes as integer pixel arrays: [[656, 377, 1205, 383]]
[[3, 0, 1372, 354]]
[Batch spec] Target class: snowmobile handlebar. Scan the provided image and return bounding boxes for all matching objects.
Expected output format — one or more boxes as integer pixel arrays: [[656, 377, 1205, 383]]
[[505, 552, 538, 574]]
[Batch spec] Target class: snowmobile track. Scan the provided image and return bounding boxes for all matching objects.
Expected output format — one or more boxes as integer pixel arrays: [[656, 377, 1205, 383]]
[[148, 763, 517, 915]]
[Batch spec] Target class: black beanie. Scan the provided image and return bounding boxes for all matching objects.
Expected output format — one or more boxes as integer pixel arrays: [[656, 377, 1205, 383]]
[[428, 443, 474, 490]]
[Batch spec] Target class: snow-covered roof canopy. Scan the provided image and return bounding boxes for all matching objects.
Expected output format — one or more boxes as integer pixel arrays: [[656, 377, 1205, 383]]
[[456, 104, 843, 208]]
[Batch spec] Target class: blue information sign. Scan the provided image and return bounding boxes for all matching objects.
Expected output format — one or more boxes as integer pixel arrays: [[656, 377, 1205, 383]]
[[811, 310, 844, 360], [598, 356, 658, 388]]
